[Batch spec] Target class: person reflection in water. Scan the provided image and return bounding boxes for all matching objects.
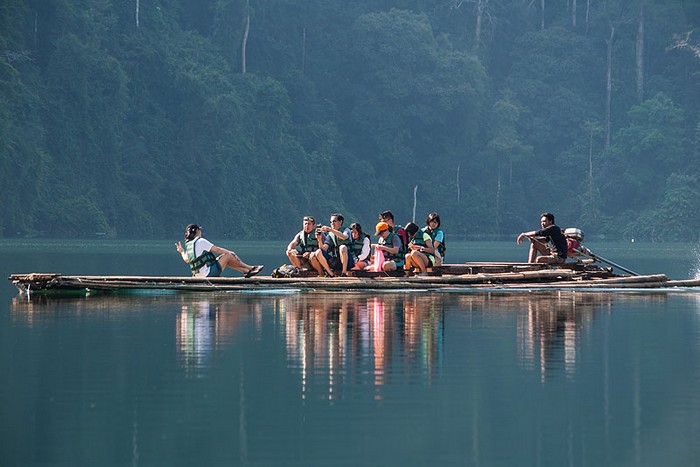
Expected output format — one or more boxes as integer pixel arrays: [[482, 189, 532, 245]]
[[176, 224, 263, 278]]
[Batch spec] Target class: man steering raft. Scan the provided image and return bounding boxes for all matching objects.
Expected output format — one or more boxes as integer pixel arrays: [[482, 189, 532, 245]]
[[516, 212, 568, 264], [176, 224, 263, 278]]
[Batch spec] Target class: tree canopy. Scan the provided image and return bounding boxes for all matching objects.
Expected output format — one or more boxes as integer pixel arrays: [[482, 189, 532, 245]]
[[1, 0, 698, 240]]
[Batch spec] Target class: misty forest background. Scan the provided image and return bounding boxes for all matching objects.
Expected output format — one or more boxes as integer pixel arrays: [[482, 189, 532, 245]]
[[1, 0, 699, 241]]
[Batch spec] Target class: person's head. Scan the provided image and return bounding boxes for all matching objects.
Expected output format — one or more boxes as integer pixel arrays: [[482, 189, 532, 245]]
[[330, 213, 344, 228], [185, 223, 201, 241], [379, 210, 395, 226], [540, 212, 555, 227], [375, 221, 390, 238], [405, 222, 420, 238], [426, 212, 441, 229], [303, 216, 316, 233], [350, 222, 363, 239]]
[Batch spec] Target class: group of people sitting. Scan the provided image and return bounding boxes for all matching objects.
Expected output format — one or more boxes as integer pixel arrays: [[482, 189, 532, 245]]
[[176, 211, 584, 279], [285, 210, 446, 277]]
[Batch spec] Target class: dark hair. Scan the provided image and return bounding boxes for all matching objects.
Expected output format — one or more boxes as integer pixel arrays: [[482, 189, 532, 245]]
[[540, 212, 555, 223], [185, 223, 201, 241], [331, 213, 344, 224], [426, 212, 441, 228], [350, 222, 363, 236], [405, 222, 420, 237], [379, 210, 394, 222]]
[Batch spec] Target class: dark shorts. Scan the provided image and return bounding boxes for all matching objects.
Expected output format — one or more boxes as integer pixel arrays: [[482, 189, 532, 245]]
[[206, 261, 222, 277], [324, 250, 355, 271], [298, 255, 313, 270]]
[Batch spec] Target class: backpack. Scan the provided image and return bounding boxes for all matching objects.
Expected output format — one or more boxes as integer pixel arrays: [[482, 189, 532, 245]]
[[272, 264, 302, 278], [395, 226, 409, 253]]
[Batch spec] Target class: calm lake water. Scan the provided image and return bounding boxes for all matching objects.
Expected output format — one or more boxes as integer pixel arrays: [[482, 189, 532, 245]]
[[2, 240, 700, 466]]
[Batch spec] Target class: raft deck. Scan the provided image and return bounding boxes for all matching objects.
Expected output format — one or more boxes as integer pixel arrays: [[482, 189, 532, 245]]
[[8, 263, 700, 294]]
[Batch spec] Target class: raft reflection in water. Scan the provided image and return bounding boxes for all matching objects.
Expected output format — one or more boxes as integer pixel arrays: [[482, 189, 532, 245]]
[[10, 291, 670, 389], [279, 293, 444, 400]]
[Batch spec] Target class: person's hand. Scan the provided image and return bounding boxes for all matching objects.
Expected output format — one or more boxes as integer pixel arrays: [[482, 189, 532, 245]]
[[321, 225, 331, 232], [516, 233, 526, 245], [175, 241, 184, 253]]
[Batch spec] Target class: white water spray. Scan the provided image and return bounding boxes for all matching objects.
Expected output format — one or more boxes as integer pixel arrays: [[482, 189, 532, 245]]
[[691, 245, 700, 280]]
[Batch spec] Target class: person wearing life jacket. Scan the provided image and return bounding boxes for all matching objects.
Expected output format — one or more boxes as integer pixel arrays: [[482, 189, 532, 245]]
[[372, 221, 405, 272], [311, 213, 354, 277], [349, 222, 371, 270], [423, 212, 445, 267], [286, 216, 321, 271], [379, 210, 408, 256], [404, 222, 436, 275], [516, 212, 568, 264], [176, 224, 263, 278]]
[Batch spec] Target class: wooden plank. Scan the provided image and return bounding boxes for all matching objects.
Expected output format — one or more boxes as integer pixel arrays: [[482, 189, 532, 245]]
[[9, 272, 679, 293]]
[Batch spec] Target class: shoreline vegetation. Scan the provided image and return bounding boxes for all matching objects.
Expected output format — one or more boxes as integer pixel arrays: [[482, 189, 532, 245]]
[[1, 1, 699, 241]]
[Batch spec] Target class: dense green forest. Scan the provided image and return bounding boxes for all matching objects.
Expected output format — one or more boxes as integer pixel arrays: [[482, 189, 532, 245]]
[[1, 0, 699, 241]]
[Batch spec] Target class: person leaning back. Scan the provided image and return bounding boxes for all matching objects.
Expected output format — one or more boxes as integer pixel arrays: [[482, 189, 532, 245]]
[[516, 212, 568, 264], [176, 224, 263, 277]]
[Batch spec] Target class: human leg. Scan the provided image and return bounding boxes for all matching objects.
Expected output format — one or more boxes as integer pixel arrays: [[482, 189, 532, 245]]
[[339, 245, 354, 275], [312, 250, 334, 276], [412, 252, 429, 273], [528, 239, 549, 263], [218, 252, 252, 274]]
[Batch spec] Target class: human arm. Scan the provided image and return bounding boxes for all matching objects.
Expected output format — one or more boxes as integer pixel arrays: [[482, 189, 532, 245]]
[[175, 242, 189, 263], [431, 230, 443, 253], [516, 230, 539, 245], [210, 244, 234, 256], [358, 236, 371, 261], [373, 236, 400, 255], [316, 228, 328, 252], [286, 233, 301, 257]]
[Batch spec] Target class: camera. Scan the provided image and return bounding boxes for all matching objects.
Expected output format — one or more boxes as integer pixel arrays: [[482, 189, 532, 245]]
[[316, 228, 322, 235]]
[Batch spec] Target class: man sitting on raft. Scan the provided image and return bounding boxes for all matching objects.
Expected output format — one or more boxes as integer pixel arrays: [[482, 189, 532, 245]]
[[516, 212, 568, 264], [286, 216, 321, 271], [176, 224, 263, 277]]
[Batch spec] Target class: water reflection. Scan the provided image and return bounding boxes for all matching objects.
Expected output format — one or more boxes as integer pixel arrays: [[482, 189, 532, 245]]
[[8, 290, 691, 388], [7, 290, 700, 465], [278, 293, 444, 400]]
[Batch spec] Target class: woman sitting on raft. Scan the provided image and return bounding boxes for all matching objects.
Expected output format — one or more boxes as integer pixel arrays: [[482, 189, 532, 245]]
[[349, 222, 371, 270], [176, 224, 263, 278], [404, 222, 436, 275], [424, 212, 445, 267]]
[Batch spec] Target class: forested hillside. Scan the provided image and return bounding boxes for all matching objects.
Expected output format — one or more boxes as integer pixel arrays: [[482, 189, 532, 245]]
[[1, 0, 699, 240]]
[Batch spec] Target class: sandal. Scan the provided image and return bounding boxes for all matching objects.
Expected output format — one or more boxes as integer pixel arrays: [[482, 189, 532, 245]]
[[245, 265, 264, 278]]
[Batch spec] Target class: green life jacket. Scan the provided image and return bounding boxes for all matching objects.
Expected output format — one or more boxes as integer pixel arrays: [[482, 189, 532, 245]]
[[297, 231, 319, 253], [350, 233, 370, 259], [425, 227, 446, 259], [410, 229, 435, 261], [328, 228, 352, 256], [185, 238, 218, 275], [379, 232, 403, 263]]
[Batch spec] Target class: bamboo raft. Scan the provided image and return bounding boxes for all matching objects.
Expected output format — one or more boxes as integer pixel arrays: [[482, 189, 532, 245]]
[[8, 263, 700, 295]]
